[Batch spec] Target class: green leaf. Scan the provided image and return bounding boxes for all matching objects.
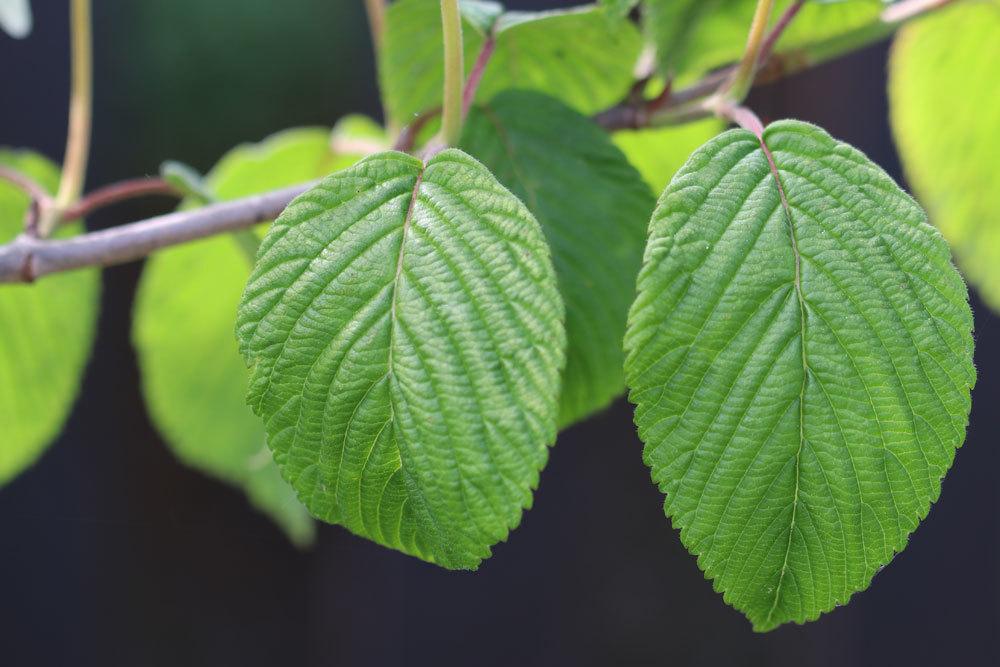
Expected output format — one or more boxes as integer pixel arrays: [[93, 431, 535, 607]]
[[600, 0, 640, 19], [0, 0, 31, 39], [612, 118, 724, 193], [200, 126, 356, 202], [329, 114, 390, 155], [381, 0, 642, 124], [461, 90, 655, 427], [236, 149, 565, 569], [645, 0, 884, 79], [889, 3, 1000, 312], [160, 160, 214, 204], [460, 0, 504, 32], [134, 126, 369, 546], [624, 120, 974, 630], [0, 149, 99, 485]]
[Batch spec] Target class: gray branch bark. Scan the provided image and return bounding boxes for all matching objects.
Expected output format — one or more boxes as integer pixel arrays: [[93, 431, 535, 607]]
[[0, 182, 313, 283]]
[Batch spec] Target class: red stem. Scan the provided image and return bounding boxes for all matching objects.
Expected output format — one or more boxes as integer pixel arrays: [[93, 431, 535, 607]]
[[462, 35, 496, 116], [716, 103, 766, 138], [0, 165, 52, 206], [61, 177, 181, 221], [759, 1, 806, 65]]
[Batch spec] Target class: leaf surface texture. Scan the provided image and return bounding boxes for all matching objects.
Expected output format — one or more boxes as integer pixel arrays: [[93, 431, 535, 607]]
[[236, 149, 565, 568], [625, 121, 974, 629], [462, 90, 656, 426]]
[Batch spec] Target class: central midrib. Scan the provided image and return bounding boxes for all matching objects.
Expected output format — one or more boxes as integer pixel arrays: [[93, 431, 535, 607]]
[[387, 166, 425, 377], [756, 133, 810, 627], [380, 165, 450, 562]]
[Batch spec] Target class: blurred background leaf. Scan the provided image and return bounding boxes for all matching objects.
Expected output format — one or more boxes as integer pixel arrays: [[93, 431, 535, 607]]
[[0, 0, 31, 39], [0, 150, 98, 486]]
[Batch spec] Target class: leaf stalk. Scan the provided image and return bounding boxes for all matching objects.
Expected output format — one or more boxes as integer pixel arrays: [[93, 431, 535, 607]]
[[721, 0, 775, 104], [42, 0, 93, 237], [440, 0, 464, 147]]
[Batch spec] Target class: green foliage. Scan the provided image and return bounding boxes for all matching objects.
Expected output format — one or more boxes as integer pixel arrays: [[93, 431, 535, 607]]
[[0, 150, 99, 485], [236, 149, 565, 569], [599, 0, 640, 19], [381, 0, 642, 124], [462, 90, 655, 426], [0, 0, 31, 39], [625, 121, 975, 630], [159, 160, 214, 203], [889, 3, 1000, 312], [645, 0, 884, 79], [133, 126, 369, 545], [613, 118, 724, 192], [0, 0, 984, 633]]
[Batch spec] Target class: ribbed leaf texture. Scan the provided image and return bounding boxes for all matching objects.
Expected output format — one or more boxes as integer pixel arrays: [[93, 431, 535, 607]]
[[889, 2, 1000, 312], [381, 0, 641, 124], [236, 149, 565, 569], [624, 121, 975, 630], [134, 127, 366, 546], [462, 90, 655, 427], [0, 150, 99, 485]]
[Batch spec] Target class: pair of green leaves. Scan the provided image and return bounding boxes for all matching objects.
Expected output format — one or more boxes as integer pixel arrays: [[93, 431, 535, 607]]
[[234, 115, 974, 631], [0, 0, 980, 634], [223, 0, 975, 632]]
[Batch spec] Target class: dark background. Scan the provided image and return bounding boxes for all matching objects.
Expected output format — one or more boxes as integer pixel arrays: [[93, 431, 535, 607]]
[[1, 2, 996, 665]]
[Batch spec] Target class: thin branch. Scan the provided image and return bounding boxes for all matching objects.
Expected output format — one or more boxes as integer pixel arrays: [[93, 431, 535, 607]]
[[0, 182, 314, 283], [60, 177, 181, 221], [0, 0, 962, 285], [595, 0, 793, 132], [439, 0, 464, 147], [591, 79, 673, 131], [46, 0, 93, 235], [648, 0, 955, 127]]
